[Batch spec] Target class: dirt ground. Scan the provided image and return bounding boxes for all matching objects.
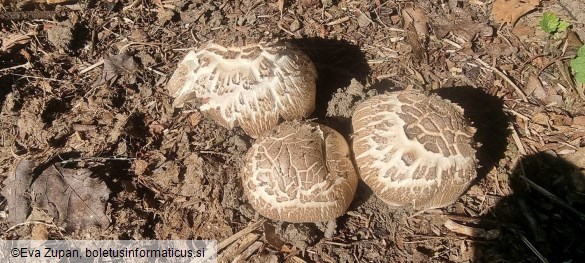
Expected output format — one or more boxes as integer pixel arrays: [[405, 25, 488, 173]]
[[1, 0, 585, 262]]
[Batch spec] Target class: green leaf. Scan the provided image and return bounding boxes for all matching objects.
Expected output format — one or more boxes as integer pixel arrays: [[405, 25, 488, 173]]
[[558, 21, 570, 32], [578, 46, 585, 57], [540, 12, 560, 34], [571, 53, 585, 84]]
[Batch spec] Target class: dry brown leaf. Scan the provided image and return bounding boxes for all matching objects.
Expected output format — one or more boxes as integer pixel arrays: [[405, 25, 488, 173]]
[[525, 74, 546, 100], [188, 112, 203, 126], [402, 7, 429, 37], [492, 0, 540, 25], [31, 165, 111, 232], [1, 32, 34, 52], [94, 51, 140, 86], [153, 0, 163, 8], [133, 159, 149, 175], [1, 160, 34, 225], [573, 116, 585, 127]]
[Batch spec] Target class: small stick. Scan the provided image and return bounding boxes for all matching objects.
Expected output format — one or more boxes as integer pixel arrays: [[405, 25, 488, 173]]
[[278, 24, 296, 37], [79, 59, 105, 74], [476, 58, 528, 102], [218, 219, 265, 251], [510, 124, 527, 155], [517, 232, 549, 263], [326, 16, 350, 26], [519, 172, 585, 220], [444, 219, 499, 240], [0, 11, 60, 21], [123, 0, 143, 11], [0, 62, 32, 72], [218, 233, 259, 262], [4, 221, 64, 236], [232, 241, 263, 263], [59, 156, 135, 164]]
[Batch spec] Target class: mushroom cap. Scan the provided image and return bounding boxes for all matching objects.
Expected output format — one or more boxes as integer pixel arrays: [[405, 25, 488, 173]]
[[242, 121, 358, 222], [165, 41, 317, 138], [351, 90, 477, 209]]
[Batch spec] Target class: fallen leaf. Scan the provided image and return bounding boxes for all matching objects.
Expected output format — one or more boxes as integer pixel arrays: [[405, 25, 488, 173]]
[[31, 165, 111, 232], [1, 32, 34, 52], [153, 0, 163, 8], [177, 154, 205, 197], [133, 159, 149, 175], [188, 112, 203, 126], [94, 51, 140, 86], [492, 0, 539, 25], [433, 13, 493, 41], [31, 224, 49, 240], [1, 160, 34, 225], [573, 116, 585, 126], [148, 122, 165, 135], [402, 6, 429, 37], [525, 74, 562, 106], [531, 112, 549, 125]]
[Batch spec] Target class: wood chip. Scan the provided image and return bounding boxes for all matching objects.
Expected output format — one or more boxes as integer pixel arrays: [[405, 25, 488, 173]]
[[444, 219, 499, 240], [492, 0, 540, 25]]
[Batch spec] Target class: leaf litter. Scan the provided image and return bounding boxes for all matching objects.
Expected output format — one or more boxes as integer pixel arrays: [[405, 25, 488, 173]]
[[2, 160, 111, 232]]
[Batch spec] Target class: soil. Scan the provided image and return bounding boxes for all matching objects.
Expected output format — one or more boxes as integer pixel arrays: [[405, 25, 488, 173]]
[[1, 0, 585, 262]]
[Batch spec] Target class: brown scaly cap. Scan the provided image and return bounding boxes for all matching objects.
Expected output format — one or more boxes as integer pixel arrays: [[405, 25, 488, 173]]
[[165, 41, 317, 138], [352, 90, 477, 209], [241, 121, 358, 222]]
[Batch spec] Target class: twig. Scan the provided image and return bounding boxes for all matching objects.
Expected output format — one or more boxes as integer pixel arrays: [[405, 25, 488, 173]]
[[510, 124, 527, 155], [123, 0, 143, 11], [232, 241, 263, 263], [476, 58, 528, 102], [10, 73, 69, 83], [443, 38, 462, 49], [326, 16, 350, 26], [444, 219, 499, 240], [59, 156, 135, 164], [218, 233, 259, 262], [145, 67, 167, 77], [218, 219, 265, 251], [517, 232, 549, 263], [195, 150, 234, 157], [0, 10, 63, 21], [4, 221, 65, 235], [0, 62, 32, 72], [277, 24, 296, 36], [79, 59, 105, 74], [518, 172, 585, 220]]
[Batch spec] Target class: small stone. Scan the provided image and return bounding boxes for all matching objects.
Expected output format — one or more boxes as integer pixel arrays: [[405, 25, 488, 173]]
[[357, 12, 371, 27], [289, 19, 301, 32], [46, 22, 73, 51]]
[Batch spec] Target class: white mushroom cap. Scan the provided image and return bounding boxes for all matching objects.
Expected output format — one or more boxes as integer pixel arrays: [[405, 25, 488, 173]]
[[352, 90, 477, 209], [165, 41, 317, 138], [242, 121, 358, 222]]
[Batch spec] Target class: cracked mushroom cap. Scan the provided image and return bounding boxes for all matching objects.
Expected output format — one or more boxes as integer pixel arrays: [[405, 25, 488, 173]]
[[352, 90, 477, 209], [165, 41, 317, 138], [242, 121, 358, 222]]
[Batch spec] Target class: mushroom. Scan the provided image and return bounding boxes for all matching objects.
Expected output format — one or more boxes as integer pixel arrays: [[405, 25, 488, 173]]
[[351, 90, 477, 209], [165, 41, 317, 138], [241, 121, 358, 222]]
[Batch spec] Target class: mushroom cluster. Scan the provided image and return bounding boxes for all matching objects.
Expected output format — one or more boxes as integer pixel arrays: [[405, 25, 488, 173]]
[[165, 41, 317, 138], [241, 121, 358, 222], [166, 40, 479, 222], [351, 90, 477, 209]]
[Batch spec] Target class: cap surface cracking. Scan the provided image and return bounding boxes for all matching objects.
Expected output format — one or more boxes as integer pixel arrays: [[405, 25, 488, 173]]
[[165, 42, 317, 138], [242, 121, 358, 222], [352, 90, 477, 209]]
